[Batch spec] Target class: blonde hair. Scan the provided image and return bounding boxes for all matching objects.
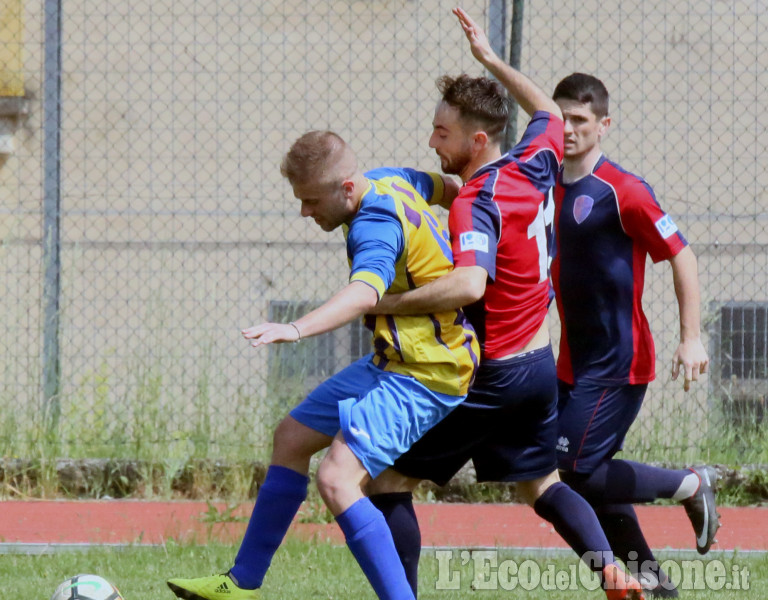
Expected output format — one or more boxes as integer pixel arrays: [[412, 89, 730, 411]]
[[280, 130, 357, 187]]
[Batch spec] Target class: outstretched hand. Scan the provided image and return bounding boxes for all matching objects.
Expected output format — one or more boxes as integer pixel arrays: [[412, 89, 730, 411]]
[[453, 6, 497, 66], [671, 338, 709, 392], [242, 322, 300, 347]]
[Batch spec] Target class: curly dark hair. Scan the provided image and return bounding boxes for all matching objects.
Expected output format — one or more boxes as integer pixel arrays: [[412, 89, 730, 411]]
[[437, 74, 510, 144]]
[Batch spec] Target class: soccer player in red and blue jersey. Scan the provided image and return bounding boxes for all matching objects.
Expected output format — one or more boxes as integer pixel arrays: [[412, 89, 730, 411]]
[[167, 131, 479, 600], [368, 9, 644, 600], [551, 73, 717, 597]]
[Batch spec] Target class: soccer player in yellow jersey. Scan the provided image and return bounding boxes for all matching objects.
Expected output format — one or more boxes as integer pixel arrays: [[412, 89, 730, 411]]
[[167, 130, 479, 600]]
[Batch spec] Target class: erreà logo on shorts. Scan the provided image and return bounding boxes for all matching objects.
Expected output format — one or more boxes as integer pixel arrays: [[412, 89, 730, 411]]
[[654, 214, 679, 239], [459, 231, 489, 253]]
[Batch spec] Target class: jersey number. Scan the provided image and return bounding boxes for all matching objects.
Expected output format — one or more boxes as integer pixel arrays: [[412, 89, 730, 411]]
[[526, 188, 555, 283]]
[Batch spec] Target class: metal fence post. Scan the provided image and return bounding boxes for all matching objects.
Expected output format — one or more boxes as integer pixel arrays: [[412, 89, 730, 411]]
[[504, 0, 525, 152], [42, 0, 62, 433], [488, 0, 507, 70]]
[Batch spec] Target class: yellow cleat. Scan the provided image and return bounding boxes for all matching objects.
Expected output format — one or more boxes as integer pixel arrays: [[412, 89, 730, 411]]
[[167, 573, 260, 600]]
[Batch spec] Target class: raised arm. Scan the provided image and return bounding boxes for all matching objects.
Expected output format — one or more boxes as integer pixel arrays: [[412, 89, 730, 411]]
[[669, 246, 709, 391], [453, 7, 561, 119]]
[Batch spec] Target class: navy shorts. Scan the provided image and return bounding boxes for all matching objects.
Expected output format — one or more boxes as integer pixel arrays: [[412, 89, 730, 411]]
[[556, 380, 647, 474], [392, 345, 558, 486]]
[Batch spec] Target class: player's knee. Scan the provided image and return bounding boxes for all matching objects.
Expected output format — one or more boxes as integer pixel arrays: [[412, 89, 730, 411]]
[[516, 480, 540, 506], [315, 460, 336, 495], [272, 417, 296, 452], [518, 471, 561, 505], [317, 441, 372, 514], [316, 458, 348, 507], [366, 468, 419, 496], [271, 417, 313, 466]]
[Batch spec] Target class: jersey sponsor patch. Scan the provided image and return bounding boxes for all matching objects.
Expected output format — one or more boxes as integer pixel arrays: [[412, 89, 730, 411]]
[[572, 195, 594, 224], [459, 231, 489, 253], [654, 214, 679, 239]]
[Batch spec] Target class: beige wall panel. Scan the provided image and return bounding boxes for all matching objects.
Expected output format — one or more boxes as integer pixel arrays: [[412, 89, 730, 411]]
[[3, 0, 766, 459]]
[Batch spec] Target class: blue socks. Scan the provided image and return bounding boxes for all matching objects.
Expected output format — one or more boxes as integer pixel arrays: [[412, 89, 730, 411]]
[[228, 468, 414, 599], [336, 497, 416, 600], [533, 482, 614, 572], [230, 465, 309, 589], [369, 492, 421, 597]]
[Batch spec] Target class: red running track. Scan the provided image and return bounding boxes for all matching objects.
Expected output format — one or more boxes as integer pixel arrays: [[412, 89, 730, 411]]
[[1, 501, 766, 552]]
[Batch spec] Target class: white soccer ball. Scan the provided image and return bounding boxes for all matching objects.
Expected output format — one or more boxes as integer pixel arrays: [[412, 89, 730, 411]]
[[50, 574, 124, 600]]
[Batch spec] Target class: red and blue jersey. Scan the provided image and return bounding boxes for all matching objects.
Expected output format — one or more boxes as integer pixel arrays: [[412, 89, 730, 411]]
[[551, 155, 687, 385], [449, 111, 563, 359]]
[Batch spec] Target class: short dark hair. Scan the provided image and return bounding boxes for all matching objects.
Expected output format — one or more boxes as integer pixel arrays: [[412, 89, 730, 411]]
[[552, 73, 610, 118], [437, 74, 510, 144]]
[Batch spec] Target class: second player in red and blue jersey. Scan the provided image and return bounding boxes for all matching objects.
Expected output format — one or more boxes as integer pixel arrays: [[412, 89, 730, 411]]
[[551, 73, 717, 598]]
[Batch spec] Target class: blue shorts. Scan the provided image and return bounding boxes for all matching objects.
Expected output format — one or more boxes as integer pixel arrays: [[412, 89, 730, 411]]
[[556, 380, 647, 474], [289, 354, 466, 478], [392, 346, 559, 485]]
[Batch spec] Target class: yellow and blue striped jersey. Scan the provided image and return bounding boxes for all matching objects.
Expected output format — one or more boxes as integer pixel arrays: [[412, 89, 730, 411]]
[[344, 167, 479, 396]]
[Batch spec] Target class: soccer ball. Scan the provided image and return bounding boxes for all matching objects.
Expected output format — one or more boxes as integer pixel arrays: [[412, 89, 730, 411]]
[[50, 574, 124, 600]]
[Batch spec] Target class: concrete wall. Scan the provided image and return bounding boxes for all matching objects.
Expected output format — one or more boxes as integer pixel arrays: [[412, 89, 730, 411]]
[[1, 0, 765, 459]]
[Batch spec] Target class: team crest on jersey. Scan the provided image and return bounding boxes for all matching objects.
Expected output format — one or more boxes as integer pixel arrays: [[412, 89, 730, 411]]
[[654, 214, 679, 239], [459, 231, 489, 253], [572, 195, 594, 224]]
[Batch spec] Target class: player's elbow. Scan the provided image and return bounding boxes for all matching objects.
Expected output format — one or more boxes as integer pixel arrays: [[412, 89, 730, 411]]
[[456, 266, 487, 304], [359, 291, 381, 314], [362, 297, 380, 314], [670, 245, 698, 275], [462, 283, 485, 304], [349, 280, 383, 314]]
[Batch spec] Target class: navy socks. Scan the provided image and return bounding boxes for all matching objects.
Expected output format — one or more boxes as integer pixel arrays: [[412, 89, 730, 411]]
[[562, 459, 691, 504], [369, 492, 421, 597], [597, 503, 677, 594], [533, 481, 614, 572]]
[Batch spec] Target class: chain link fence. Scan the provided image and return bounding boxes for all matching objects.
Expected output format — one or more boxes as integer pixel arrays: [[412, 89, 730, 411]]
[[1, 0, 766, 470]]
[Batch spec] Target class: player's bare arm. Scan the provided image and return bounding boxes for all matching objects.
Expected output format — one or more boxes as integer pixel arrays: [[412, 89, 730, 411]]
[[668, 246, 709, 391], [453, 7, 561, 119], [370, 265, 486, 315], [243, 281, 379, 347]]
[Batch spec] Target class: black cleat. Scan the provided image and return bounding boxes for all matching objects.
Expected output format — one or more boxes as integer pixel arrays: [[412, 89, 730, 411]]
[[682, 465, 720, 554]]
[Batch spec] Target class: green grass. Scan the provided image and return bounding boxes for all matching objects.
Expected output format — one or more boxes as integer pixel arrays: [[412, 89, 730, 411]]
[[7, 541, 766, 599], [625, 417, 768, 470]]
